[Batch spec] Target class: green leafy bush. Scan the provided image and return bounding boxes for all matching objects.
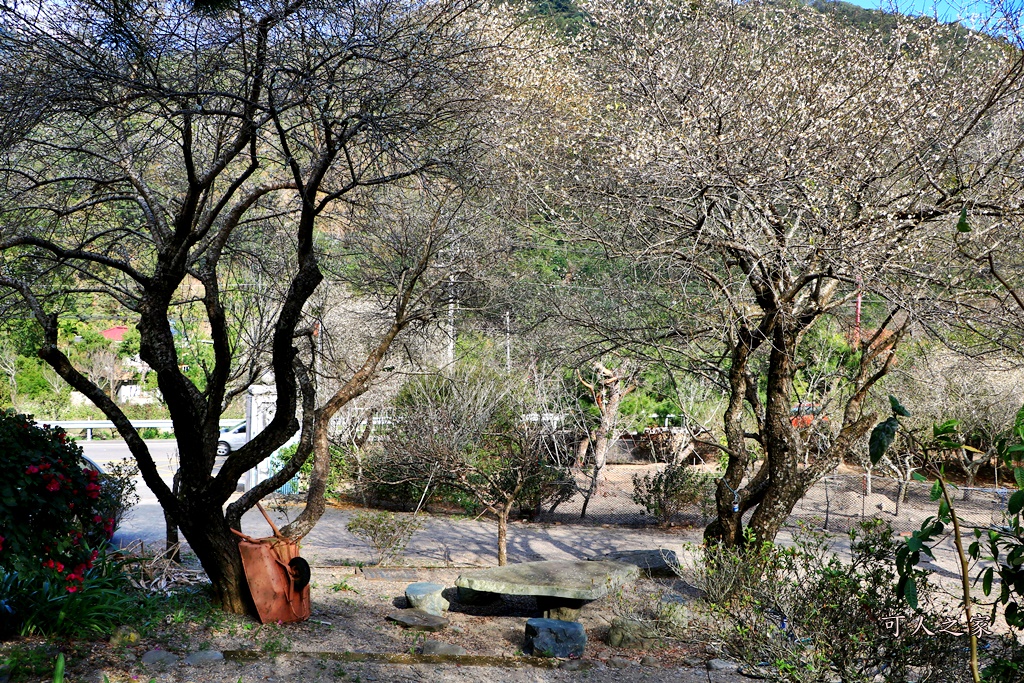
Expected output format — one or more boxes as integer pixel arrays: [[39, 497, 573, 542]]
[[0, 410, 117, 583], [687, 521, 975, 682], [345, 511, 421, 566], [0, 555, 134, 638], [631, 462, 715, 526]]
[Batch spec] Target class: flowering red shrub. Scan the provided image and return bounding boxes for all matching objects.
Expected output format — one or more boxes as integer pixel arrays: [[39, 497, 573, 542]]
[[0, 409, 115, 592]]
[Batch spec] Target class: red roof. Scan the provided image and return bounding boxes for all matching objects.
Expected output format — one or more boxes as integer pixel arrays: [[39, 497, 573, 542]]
[[101, 325, 129, 341]]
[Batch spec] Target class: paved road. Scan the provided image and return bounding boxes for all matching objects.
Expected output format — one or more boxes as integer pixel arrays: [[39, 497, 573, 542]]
[[80, 440, 180, 504]]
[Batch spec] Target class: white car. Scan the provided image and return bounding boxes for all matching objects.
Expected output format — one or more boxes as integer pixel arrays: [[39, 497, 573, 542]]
[[217, 422, 247, 457]]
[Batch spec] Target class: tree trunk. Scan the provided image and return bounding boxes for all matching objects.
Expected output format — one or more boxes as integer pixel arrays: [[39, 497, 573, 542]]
[[163, 470, 181, 563], [497, 509, 508, 566], [177, 504, 253, 614]]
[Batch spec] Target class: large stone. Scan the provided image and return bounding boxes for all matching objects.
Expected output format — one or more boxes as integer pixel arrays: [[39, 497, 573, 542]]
[[456, 560, 638, 601], [386, 608, 449, 632], [405, 582, 449, 617], [183, 650, 224, 666], [606, 616, 660, 649], [140, 649, 179, 666], [524, 618, 587, 658], [707, 658, 740, 673], [592, 549, 680, 578]]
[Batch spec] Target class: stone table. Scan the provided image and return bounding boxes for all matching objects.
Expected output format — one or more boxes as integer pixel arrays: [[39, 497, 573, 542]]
[[455, 560, 639, 620]]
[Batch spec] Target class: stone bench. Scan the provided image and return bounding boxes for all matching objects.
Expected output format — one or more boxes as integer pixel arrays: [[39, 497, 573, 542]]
[[455, 560, 639, 620]]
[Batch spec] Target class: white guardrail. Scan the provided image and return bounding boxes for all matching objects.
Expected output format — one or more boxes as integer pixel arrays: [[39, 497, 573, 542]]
[[49, 419, 240, 440]]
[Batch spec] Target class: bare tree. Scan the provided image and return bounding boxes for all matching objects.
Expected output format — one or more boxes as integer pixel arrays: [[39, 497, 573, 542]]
[[501, 0, 1024, 546], [0, 0, 498, 612], [575, 359, 638, 517], [376, 363, 563, 565]]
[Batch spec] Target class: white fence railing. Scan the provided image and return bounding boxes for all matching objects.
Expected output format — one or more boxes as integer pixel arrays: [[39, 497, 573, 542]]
[[49, 419, 240, 440]]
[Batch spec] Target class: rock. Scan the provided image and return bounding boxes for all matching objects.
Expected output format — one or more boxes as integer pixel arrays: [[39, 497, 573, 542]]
[[592, 550, 680, 578], [607, 656, 633, 669], [386, 608, 449, 632], [707, 658, 740, 673], [524, 618, 587, 658], [560, 659, 596, 670], [184, 650, 224, 665], [405, 582, 449, 617], [110, 626, 140, 647], [536, 596, 586, 621], [640, 655, 659, 667], [456, 560, 638, 602], [456, 586, 501, 605], [140, 649, 179, 666], [682, 657, 704, 667], [606, 617, 659, 649], [421, 640, 467, 656], [739, 665, 771, 679]]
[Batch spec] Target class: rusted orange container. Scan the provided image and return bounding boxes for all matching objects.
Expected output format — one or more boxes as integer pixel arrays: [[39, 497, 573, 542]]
[[232, 504, 311, 624]]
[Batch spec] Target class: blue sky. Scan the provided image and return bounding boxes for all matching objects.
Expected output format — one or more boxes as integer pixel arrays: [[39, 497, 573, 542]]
[[841, 0, 1004, 23]]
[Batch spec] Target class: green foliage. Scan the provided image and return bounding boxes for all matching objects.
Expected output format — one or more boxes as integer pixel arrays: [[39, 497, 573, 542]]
[[0, 643, 61, 682], [696, 522, 970, 682], [631, 462, 715, 526], [0, 552, 135, 638], [345, 511, 422, 567], [969, 407, 1024, 632], [0, 410, 117, 579]]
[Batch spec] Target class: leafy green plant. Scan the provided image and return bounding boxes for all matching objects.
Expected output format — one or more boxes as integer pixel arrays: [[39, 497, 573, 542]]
[[631, 462, 715, 526], [688, 521, 970, 682], [345, 511, 421, 566], [871, 397, 1024, 683], [330, 579, 358, 593], [0, 409, 118, 581], [0, 553, 135, 637]]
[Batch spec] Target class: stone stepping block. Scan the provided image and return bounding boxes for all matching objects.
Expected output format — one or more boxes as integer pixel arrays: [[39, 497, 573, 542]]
[[422, 639, 468, 656], [140, 649, 179, 666], [524, 618, 586, 658], [405, 582, 449, 617], [386, 608, 449, 631], [591, 549, 680, 578], [184, 650, 224, 666]]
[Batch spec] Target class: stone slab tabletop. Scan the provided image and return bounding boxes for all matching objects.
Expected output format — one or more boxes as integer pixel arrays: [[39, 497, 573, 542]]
[[454, 560, 639, 600]]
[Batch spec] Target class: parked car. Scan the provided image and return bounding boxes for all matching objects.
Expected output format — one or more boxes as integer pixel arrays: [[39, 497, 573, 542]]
[[218, 421, 247, 456]]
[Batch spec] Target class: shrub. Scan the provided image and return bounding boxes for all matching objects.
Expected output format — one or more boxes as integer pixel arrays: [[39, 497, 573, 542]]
[[345, 511, 421, 566], [631, 462, 715, 526], [682, 521, 976, 682], [0, 553, 135, 638], [0, 410, 118, 585]]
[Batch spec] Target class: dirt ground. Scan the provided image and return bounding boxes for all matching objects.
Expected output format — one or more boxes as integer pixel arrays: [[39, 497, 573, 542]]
[[70, 565, 747, 683]]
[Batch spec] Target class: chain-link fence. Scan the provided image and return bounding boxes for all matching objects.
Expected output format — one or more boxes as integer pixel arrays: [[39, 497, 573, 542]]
[[533, 465, 1010, 535]]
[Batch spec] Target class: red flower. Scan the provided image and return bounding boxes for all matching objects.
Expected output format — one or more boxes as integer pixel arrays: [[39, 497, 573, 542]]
[[44, 558, 55, 569], [85, 482, 101, 499], [55, 562, 64, 573], [46, 479, 60, 492], [66, 585, 78, 593], [0, 535, 4, 552], [25, 465, 39, 474], [93, 514, 103, 524]]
